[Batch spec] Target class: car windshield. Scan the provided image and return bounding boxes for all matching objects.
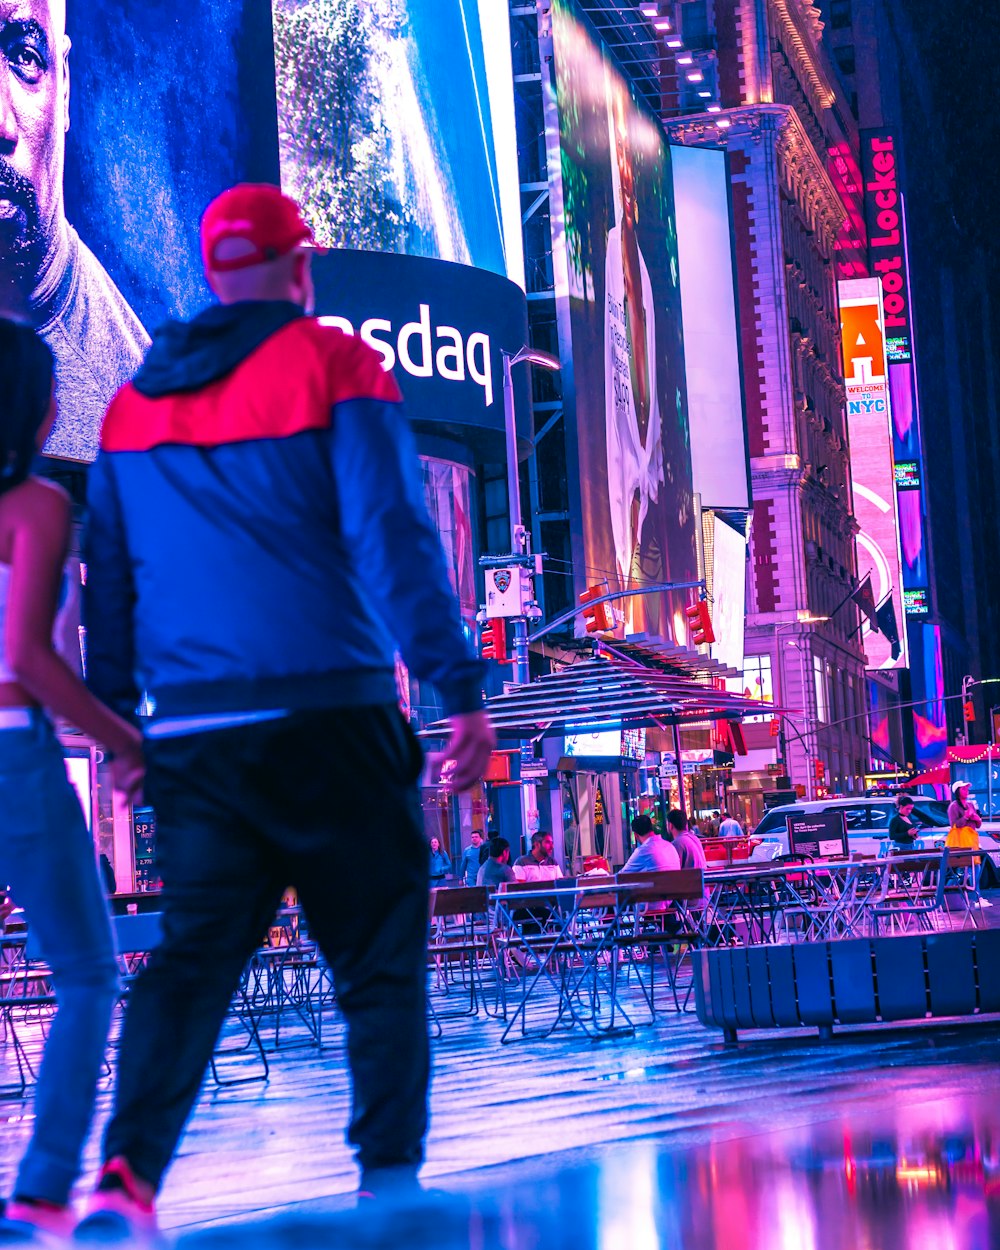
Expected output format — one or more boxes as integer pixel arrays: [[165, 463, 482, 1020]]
[[753, 810, 788, 838], [909, 799, 950, 828]]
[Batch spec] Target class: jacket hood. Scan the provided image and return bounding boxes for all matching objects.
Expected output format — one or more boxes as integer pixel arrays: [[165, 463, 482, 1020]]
[[132, 301, 304, 398]]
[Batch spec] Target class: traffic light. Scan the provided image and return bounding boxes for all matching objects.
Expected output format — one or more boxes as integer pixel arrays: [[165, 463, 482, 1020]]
[[579, 586, 613, 634], [814, 759, 826, 781], [481, 618, 509, 663], [964, 700, 976, 723], [685, 599, 715, 646]]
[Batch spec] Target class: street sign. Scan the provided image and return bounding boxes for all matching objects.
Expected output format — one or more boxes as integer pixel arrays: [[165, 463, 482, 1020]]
[[519, 760, 549, 781]]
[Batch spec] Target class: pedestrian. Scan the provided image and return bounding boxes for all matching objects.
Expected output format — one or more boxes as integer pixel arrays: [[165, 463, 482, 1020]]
[[78, 184, 495, 1232], [428, 837, 452, 886], [718, 812, 743, 839], [0, 321, 143, 1236], [947, 780, 982, 849], [888, 795, 919, 847], [458, 831, 485, 887]]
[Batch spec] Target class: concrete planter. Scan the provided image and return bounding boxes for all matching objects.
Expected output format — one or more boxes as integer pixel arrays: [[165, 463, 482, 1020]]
[[693, 929, 1000, 1041]]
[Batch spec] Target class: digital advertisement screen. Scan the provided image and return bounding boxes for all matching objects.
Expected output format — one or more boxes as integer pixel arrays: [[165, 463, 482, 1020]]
[[894, 461, 920, 489], [671, 145, 748, 511], [15, 2, 521, 463], [547, 0, 696, 640], [64, 753, 92, 831], [16, 1, 281, 462], [565, 725, 622, 758], [839, 278, 907, 670], [904, 588, 930, 616], [621, 728, 647, 763], [709, 514, 747, 674], [911, 624, 947, 770], [272, 0, 523, 284]]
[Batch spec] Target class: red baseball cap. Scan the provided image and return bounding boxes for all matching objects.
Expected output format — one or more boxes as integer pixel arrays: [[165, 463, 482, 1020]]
[[200, 183, 316, 273]]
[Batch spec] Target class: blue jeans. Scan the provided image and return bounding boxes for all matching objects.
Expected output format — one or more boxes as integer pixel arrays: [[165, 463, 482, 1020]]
[[0, 712, 119, 1205]]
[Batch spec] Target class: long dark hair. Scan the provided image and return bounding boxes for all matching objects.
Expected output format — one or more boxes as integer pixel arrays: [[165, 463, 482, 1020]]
[[0, 319, 54, 497]]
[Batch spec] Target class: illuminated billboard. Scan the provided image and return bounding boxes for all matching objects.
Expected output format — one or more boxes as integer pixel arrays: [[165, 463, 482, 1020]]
[[839, 277, 907, 670], [671, 145, 749, 511], [272, 0, 523, 285], [911, 624, 948, 770], [709, 514, 747, 674], [4, 1, 281, 462], [860, 131, 912, 364], [904, 588, 930, 617], [546, 0, 696, 640], [20, 2, 521, 463]]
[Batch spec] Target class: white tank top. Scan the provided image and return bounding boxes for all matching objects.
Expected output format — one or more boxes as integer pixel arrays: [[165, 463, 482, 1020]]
[[0, 484, 82, 684]]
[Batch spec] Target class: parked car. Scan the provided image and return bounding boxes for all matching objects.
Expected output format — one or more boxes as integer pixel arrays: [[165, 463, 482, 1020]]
[[750, 797, 1000, 886]]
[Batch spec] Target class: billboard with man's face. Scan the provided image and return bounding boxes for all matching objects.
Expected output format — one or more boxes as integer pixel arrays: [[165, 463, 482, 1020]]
[[546, 0, 696, 640], [0, 0, 279, 462], [1, 0, 520, 463]]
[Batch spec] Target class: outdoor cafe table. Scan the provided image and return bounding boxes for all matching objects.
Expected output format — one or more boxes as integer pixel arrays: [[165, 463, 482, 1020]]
[[703, 851, 958, 945], [492, 880, 652, 1044], [703, 859, 885, 944]]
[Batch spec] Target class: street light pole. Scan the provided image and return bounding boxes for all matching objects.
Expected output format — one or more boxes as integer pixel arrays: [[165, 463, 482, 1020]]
[[773, 615, 827, 802], [497, 345, 560, 846]]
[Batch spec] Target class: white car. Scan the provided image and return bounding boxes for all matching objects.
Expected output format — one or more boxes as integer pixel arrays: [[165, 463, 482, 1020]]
[[750, 797, 1000, 886]]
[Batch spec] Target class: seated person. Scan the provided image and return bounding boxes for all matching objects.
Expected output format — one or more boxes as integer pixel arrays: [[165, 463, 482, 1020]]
[[476, 837, 516, 889], [888, 795, 919, 846], [514, 830, 557, 870], [666, 809, 708, 874], [621, 814, 681, 873]]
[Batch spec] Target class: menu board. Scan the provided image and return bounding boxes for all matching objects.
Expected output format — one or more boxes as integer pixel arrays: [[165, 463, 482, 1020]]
[[786, 811, 849, 861], [132, 808, 159, 892]]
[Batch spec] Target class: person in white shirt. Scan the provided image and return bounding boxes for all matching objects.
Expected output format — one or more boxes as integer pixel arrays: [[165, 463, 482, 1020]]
[[621, 814, 680, 873], [718, 814, 743, 839], [666, 809, 709, 890]]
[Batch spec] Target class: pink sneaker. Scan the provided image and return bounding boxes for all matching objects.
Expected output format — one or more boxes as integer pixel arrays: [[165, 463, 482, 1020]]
[[2, 1198, 75, 1240], [75, 1158, 158, 1242]]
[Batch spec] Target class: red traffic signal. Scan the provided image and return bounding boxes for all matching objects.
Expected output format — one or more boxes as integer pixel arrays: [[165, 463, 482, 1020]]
[[814, 759, 826, 781], [579, 586, 613, 634], [964, 700, 976, 723], [481, 618, 509, 663], [685, 599, 715, 646]]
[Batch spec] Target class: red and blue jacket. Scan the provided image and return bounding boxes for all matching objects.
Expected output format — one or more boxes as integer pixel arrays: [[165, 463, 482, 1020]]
[[84, 300, 484, 722]]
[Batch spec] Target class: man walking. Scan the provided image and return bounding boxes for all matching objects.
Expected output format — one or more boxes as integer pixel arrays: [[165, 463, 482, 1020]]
[[459, 830, 485, 887], [80, 184, 494, 1229]]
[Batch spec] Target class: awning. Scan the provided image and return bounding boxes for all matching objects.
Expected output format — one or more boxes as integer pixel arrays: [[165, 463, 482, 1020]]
[[425, 644, 787, 741]]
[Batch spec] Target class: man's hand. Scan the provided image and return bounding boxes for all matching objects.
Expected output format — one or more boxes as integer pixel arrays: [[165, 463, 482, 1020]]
[[435, 710, 496, 792]]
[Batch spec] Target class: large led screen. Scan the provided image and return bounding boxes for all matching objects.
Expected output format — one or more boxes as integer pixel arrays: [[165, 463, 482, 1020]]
[[3, 1, 279, 462], [272, 0, 523, 285], [839, 277, 907, 670], [547, 0, 696, 639], [671, 145, 749, 511], [10, 1, 521, 464], [709, 514, 746, 674]]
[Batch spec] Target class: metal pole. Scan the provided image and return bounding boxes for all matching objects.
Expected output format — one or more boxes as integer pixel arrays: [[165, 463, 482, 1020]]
[[503, 350, 534, 849], [797, 641, 813, 801], [672, 721, 686, 819], [502, 352, 524, 554]]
